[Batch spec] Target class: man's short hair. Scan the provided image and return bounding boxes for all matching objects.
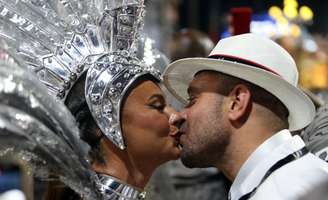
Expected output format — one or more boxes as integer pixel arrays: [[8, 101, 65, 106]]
[[198, 70, 289, 130]]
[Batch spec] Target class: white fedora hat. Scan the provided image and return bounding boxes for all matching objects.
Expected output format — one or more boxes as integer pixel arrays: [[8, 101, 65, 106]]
[[163, 33, 315, 131]]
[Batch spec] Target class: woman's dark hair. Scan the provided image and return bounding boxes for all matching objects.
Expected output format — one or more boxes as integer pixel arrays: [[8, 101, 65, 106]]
[[65, 73, 104, 162], [45, 73, 103, 200]]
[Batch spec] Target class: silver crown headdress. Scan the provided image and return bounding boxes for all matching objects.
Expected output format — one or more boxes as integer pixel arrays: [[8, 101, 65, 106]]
[[0, 0, 162, 150], [0, 0, 106, 99], [85, 0, 161, 150]]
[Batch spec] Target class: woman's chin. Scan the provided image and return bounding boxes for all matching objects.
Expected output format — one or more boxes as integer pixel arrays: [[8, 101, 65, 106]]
[[157, 148, 181, 164], [168, 142, 182, 160], [153, 139, 182, 164], [160, 150, 181, 164], [172, 150, 182, 160]]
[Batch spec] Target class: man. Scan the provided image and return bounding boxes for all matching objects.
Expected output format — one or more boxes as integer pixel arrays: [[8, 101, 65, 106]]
[[167, 28, 230, 200], [164, 33, 328, 200]]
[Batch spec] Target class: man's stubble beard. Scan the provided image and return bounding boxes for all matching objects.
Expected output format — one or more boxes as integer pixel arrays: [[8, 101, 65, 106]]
[[181, 99, 231, 168]]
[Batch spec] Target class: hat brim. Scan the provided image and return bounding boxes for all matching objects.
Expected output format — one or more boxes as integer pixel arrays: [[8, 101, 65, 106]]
[[163, 57, 315, 131]]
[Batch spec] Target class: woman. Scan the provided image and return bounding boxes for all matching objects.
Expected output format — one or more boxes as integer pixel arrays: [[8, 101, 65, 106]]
[[0, 0, 181, 199], [44, 73, 181, 200]]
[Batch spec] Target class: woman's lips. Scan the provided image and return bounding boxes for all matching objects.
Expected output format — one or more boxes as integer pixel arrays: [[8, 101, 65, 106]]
[[169, 124, 185, 150], [170, 130, 183, 150], [176, 131, 185, 150], [174, 136, 183, 150]]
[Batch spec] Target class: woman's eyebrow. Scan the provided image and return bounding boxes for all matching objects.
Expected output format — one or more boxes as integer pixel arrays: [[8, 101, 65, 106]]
[[148, 94, 165, 101]]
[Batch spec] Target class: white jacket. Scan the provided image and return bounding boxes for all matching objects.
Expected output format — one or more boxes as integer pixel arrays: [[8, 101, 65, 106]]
[[229, 129, 328, 200]]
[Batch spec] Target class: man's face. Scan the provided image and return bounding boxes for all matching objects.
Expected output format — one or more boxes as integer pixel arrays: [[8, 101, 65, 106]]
[[179, 71, 231, 168]]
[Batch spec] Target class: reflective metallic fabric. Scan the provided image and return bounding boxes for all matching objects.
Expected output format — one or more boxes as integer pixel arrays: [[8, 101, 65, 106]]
[[0, 58, 101, 199], [0, 0, 106, 100], [98, 174, 146, 200], [85, 2, 160, 149]]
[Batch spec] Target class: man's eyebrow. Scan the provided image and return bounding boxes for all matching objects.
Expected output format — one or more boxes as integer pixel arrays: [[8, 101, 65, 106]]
[[187, 85, 200, 95]]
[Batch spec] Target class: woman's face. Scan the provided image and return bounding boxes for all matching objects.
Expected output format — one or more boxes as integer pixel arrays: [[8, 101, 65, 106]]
[[121, 79, 181, 165]]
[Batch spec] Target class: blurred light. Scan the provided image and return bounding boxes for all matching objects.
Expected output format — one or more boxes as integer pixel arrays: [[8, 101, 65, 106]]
[[250, 20, 278, 38], [284, 0, 298, 8], [276, 16, 288, 25], [290, 24, 301, 37], [284, 5, 298, 19], [269, 6, 283, 19], [299, 6, 313, 21], [0, 190, 25, 200], [303, 39, 318, 52]]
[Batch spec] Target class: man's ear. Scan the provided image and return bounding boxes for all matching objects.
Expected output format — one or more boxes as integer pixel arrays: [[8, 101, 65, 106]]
[[227, 84, 252, 125]]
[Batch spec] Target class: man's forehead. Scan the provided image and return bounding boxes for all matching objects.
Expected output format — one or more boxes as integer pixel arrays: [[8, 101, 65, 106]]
[[188, 71, 221, 94]]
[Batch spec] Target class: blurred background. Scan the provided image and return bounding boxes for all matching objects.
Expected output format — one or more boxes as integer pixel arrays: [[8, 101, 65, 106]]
[[145, 0, 328, 103]]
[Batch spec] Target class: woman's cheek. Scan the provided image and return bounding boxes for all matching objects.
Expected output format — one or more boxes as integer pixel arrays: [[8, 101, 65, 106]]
[[151, 116, 170, 134]]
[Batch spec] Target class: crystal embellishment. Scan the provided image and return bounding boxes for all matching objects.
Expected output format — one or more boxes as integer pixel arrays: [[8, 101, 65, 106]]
[[86, 52, 160, 150], [85, 1, 160, 150]]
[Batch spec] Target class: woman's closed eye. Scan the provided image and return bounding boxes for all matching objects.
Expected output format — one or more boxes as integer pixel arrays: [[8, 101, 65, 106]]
[[147, 94, 166, 112], [149, 101, 166, 112]]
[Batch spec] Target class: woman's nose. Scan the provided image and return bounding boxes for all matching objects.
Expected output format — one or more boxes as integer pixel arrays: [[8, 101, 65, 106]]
[[164, 106, 183, 125], [169, 112, 186, 130], [164, 105, 177, 117]]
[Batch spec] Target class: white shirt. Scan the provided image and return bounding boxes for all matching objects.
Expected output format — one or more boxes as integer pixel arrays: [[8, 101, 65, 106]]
[[229, 129, 328, 200]]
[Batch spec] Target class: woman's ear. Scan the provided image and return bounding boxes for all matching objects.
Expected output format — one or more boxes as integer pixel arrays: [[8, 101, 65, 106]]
[[227, 84, 252, 126]]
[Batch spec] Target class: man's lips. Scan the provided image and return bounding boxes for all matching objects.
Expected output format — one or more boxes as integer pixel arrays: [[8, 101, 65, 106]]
[[179, 122, 187, 134], [176, 131, 187, 150], [179, 133, 186, 143], [168, 126, 182, 149], [169, 129, 184, 150], [170, 121, 187, 150]]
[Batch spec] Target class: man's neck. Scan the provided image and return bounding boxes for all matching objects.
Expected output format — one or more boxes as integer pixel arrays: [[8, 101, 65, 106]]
[[216, 127, 275, 181]]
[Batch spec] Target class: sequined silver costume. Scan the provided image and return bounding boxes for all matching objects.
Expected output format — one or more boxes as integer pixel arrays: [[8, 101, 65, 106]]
[[85, 3, 160, 148], [0, 0, 165, 199]]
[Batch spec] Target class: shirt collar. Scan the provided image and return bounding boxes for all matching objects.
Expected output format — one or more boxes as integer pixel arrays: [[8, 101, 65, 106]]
[[229, 129, 305, 200]]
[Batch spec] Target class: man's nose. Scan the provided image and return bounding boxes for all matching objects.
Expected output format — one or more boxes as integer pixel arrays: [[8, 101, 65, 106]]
[[169, 110, 186, 129]]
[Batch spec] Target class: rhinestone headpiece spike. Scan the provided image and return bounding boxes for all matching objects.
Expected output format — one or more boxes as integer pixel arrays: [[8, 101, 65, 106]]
[[85, 2, 160, 150]]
